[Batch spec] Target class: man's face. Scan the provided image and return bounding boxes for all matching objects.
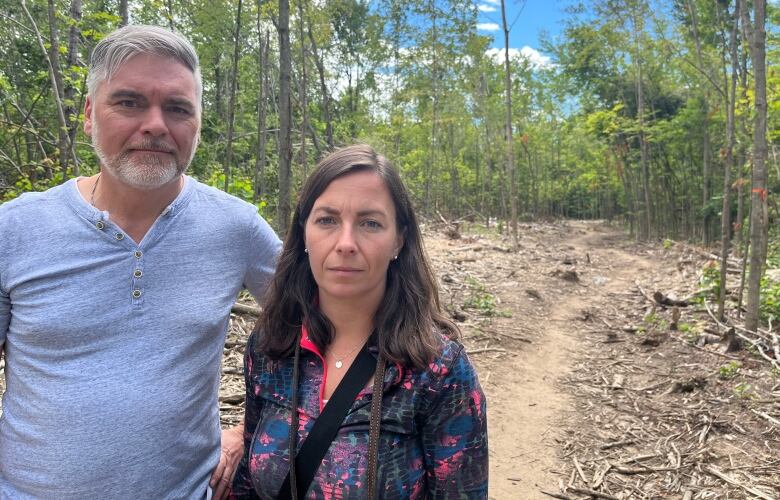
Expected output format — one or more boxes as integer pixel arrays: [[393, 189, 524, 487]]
[[84, 54, 200, 190]]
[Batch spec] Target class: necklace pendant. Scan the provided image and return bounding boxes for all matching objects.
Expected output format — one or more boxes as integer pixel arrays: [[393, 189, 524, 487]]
[[335, 360, 343, 369]]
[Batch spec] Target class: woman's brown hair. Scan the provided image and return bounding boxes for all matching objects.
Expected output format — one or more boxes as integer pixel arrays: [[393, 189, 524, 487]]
[[254, 144, 458, 370]]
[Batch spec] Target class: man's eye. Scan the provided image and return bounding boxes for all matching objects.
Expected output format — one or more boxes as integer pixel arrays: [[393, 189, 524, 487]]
[[118, 100, 138, 108], [168, 106, 191, 115]]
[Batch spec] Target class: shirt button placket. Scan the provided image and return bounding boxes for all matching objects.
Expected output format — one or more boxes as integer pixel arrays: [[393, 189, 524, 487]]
[[132, 249, 143, 304]]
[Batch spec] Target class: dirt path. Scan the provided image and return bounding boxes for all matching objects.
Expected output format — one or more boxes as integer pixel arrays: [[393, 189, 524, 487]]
[[424, 220, 662, 499]]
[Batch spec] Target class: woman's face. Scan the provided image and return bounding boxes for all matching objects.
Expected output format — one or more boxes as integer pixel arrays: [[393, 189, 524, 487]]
[[304, 170, 404, 308]]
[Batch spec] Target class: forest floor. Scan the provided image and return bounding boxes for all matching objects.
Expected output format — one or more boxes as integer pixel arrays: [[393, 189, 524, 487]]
[[2, 220, 779, 498], [217, 219, 779, 499]]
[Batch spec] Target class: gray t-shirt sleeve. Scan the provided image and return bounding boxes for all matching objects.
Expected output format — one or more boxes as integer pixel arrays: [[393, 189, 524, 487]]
[[1, 209, 9, 346], [243, 212, 282, 301], [0, 286, 8, 346]]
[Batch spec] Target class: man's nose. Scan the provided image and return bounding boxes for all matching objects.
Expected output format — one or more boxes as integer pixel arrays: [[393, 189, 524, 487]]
[[141, 106, 169, 136]]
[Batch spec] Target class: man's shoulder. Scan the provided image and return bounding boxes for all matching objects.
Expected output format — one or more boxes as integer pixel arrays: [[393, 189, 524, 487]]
[[0, 182, 70, 221]]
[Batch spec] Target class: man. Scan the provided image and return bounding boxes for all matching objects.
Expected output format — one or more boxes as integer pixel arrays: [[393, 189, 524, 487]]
[[0, 25, 281, 499]]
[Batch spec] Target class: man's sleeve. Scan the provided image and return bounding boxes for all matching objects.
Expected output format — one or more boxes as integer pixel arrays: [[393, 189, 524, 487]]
[[0, 285, 8, 351], [243, 213, 282, 301]]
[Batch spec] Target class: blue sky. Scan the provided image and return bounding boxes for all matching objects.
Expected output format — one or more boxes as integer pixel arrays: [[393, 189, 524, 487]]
[[476, 0, 571, 65]]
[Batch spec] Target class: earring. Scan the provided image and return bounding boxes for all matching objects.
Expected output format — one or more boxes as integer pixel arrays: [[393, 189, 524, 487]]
[[392, 255, 398, 260], [304, 248, 309, 254]]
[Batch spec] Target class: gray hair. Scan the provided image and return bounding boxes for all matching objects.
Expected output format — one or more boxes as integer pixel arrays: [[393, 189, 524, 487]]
[[87, 25, 202, 109]]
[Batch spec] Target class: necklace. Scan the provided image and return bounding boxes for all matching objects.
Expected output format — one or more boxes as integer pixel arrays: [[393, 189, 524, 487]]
[[90, 173, 101, 207], [328, 342, 364, 369]]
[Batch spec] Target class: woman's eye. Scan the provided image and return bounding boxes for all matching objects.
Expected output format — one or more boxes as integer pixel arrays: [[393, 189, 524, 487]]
[[315, 216, 336, 226], [362, 219, 382, 229]]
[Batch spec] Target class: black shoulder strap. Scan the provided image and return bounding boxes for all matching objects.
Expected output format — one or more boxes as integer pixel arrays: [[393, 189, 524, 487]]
[[278, 343, 376, 499]]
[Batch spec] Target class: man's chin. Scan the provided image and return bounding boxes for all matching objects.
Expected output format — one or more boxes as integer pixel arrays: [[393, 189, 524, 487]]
[[115, 166, 184, 191]]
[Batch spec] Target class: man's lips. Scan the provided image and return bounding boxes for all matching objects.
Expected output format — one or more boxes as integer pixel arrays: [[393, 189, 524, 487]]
[[130, 148, 174, 154]]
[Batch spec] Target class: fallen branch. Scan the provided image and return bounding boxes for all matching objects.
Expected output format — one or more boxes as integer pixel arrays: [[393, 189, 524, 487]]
[[567, 486, 620, 500], [599, 439, 635, 450], [704, 301, 779, 368], [232, 302, 262, 316], [468, 347, 507, 355], [751, 408, 780, 427], [653, 291, 690, 307], [705, 465, 776, 500], [540, 491, 572, 500], [219, 393, 244, 404]]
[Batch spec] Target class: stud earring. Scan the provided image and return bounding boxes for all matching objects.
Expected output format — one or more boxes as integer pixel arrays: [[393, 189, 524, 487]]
[[304, 248, 309, 254], [392, 255, 398, 260]]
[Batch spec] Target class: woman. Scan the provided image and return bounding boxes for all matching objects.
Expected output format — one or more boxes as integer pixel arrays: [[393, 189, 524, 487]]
[[231, 145, 488, 499]]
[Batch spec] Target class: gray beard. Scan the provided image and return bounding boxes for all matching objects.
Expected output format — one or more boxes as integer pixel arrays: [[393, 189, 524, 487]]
[[91, 125, 193, 190]]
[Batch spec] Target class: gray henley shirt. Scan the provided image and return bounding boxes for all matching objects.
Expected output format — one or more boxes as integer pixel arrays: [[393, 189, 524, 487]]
[[0, 177, 281, 499]]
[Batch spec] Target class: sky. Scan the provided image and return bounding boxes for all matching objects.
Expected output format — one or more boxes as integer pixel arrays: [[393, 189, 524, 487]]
[[476, 0, 571, 67]]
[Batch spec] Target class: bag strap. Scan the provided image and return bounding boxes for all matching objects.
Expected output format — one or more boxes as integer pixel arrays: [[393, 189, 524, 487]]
[[278, 342, 377, 499]]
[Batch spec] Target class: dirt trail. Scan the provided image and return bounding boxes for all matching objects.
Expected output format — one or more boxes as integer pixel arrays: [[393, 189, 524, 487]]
[[424, 220, 661, 499]]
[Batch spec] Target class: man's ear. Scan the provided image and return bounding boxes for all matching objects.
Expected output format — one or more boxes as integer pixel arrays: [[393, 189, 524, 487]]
[[83, 96, 94, 136]]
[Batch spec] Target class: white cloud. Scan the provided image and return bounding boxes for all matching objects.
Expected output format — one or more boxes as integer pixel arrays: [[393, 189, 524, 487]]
[[485, 46, 553, 69], [477, 23, 500, 31], [478, 4, 497, 12], [483, 0, 500, 4]]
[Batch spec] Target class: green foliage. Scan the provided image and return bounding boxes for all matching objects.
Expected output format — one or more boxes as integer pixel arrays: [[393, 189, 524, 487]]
[[642, 311, 668, 331], [718, 361, 741, 380], [204, 171, 268, 216], [2, 172, 65, 202], [462, 277, 511, 318], [732, 382, 755, 400], [695, 261, 721, 303], [759, 275, 780, 323], [0, 0, 777, 251]]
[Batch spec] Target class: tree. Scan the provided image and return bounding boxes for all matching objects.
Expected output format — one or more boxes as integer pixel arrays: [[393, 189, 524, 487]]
[[277, 0, 293, 234], [745, 0, 769, 332], [500, 0, 518, 248], [223, 0, 243, 193]]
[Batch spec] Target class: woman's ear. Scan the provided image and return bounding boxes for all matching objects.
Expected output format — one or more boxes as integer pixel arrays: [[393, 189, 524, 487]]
[[393, 228, 406, 258]]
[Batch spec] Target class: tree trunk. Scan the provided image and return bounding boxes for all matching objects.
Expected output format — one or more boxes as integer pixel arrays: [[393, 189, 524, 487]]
[[65, 0, 82, 176], [223, 0, 243, 193], [500, 0, 518, 249], [21, 0, 71, 180], [254, 23, 270, 203], [277, 0, 293, 234], [424, 0, 438, 216], [46, 0, 71, 177], [119, 0, 128, 26], [306, 22, 333, 151], [717, 0, 740, 321], [685, 0, 714, 245], [297, 0, 309, 177], [744, 0, 768, 332], [631, 8, 652, 240]]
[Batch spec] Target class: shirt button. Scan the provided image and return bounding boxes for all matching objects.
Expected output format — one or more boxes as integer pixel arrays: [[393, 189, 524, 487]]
[[132, 289, 142, 299], [133, 269, 143, 278], [115, 233, 125, 241], [96, 221, 105, 230], [134, 250, 143, 258]]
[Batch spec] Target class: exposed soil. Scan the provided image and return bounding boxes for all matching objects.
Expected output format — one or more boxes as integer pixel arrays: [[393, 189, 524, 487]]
[[414, 219, 780, 499]]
